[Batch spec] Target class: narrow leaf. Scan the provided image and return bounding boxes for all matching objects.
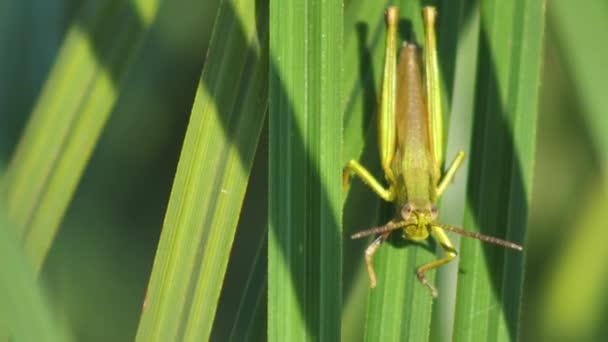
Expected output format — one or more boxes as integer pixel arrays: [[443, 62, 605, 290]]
[[341, 2, 400, 338], [342, 2, 470, 341], [430, 2, 481, 341], [0, 207, 67, 341], [135, 0, 268, 340], [211, 130, 269, 341], [1, 0, 160, 272], [453, 1, 545, 341], [268, 0, 343, 340]]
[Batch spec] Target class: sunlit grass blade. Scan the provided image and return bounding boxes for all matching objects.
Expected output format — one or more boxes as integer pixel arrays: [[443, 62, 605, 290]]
[[0, 0, 160, 272], [135, 0, 268, 340], [453, 1, 545, 341], [0, 209, 67, 341], [268, 0, 343, 340]]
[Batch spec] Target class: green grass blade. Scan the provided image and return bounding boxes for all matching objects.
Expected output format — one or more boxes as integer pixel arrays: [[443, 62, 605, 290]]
[[135, 0, 268, 340], [340, 2, 470, 340], [226, 237, 267, 342], [1, 0, 160, 272], [268, 0, 343, 340], [430, 3, 481, 341], [340, 4, 384, 339], [341, 3, 401, 338], [211, 131, 268, 342], [453, 1, 545, 341], [0, 209, 67, 341], [351, 4, 433, 341]]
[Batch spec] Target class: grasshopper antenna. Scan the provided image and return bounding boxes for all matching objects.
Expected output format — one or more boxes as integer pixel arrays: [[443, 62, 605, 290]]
[[436, 224, 523, 251], [351, 221, 407, 239]]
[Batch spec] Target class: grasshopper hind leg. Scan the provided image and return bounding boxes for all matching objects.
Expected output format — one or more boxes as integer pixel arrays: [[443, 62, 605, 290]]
[[365, 231, 391, 288]]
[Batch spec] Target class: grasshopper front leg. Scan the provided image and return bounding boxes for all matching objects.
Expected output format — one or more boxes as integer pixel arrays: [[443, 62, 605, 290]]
[[415, 226, 457, 297], [343, 160, 395, 202]]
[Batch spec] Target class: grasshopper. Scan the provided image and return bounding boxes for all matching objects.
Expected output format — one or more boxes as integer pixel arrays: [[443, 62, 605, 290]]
[[344, 6, 522, 298]]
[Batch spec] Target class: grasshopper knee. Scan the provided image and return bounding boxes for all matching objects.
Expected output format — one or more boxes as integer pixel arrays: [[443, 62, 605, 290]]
[[365, 237, 382, 260], [444, 247, 457, 260]]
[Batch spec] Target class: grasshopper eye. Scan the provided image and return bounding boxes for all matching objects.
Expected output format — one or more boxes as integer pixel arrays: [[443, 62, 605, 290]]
[[430, 205, 439, 219], [401, 204, 413, 220]]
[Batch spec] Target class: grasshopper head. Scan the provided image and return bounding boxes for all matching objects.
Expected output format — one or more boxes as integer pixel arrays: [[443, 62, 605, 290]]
[[400, 200, 438, 241]]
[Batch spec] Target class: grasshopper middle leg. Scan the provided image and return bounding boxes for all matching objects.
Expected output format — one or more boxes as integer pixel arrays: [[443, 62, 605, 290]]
[[344, 159, 395, 202]]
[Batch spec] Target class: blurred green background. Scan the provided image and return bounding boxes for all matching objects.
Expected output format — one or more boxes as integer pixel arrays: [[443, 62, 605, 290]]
[[1, 0, 222, 340], [1, 0, 606, 341]]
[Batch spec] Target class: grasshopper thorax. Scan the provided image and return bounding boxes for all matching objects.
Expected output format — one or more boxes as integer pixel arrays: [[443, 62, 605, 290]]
[[400, 200, 438, 241]]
